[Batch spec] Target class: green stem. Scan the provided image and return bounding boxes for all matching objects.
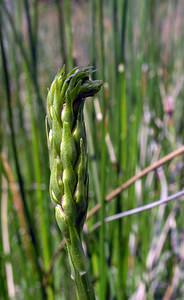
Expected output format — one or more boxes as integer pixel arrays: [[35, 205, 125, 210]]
[[55, 0, 67, 67], [64, 0, 73, 70], [66, 224, 95, 300], [24, 69, 54, 300], [0, 15, 47, 299]]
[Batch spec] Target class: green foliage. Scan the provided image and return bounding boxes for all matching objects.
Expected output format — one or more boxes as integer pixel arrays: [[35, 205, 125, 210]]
[[0, 0, 184, 299]]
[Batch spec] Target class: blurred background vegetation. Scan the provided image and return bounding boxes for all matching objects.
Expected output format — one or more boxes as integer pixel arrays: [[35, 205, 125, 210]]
[[0, 0, 184, 299]]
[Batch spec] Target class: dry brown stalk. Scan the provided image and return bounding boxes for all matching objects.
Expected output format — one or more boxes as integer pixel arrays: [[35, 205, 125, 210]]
[[0, 153, 32, 255], [87, 146, 184, 219]]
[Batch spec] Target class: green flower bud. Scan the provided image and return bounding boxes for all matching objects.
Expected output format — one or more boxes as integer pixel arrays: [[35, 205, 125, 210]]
[[46, 66, 102, 230], [49, 157, 63, 205], [47, 66, 102, 300]]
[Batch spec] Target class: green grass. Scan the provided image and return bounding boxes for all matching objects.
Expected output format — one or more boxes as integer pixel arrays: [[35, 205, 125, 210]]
[[0, 0, 184, 299]]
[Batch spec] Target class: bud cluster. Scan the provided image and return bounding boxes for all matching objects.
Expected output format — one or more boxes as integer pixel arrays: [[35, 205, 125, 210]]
[[46, 66, 102, 232]]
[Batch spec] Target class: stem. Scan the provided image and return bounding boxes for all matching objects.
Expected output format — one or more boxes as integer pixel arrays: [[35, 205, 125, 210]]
[[24, 69, 54, 300], [95, 0, 107, 297], [87, 145, 184, 219], [0, 14, 47, 299], [66, 224, 95, 300], [64, 0, 73, 70], [55, 0, 67, 67]]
